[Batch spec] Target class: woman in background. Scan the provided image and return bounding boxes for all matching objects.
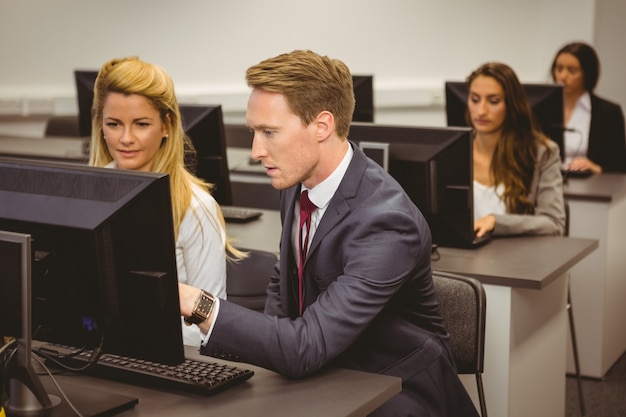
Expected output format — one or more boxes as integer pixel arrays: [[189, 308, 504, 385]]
[[551, 41, 626, 173], [467, 62, 566, 238], [89, 56, 245, 345]]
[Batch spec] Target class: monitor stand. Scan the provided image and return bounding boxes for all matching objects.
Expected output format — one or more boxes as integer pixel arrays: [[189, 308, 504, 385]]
[[41, 378, 138, 417], [3, 231, 138, 417], [4, 338, 138, 417]]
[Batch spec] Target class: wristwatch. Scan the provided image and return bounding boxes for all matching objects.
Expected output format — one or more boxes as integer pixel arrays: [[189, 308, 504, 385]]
[[184, 290, 215, 326]]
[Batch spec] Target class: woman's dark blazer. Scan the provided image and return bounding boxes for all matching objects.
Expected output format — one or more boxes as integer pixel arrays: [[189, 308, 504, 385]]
[[588, 94, 626, 173]]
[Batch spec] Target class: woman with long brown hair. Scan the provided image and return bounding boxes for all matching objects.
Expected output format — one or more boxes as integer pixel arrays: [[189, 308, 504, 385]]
[[467, 62, 566, 237]]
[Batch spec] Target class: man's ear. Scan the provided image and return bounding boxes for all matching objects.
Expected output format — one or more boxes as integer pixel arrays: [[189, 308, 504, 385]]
[[315, 111, 334, 142]]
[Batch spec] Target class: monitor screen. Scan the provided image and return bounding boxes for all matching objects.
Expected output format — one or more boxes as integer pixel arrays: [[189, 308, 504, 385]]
[[445, 81, 565, 160], [0, 230, 28, 338], [352, 75, 374, 122], [74, 70, 98, 137], [180, 104, 233, 206], [349, 123, 476, 247], [0, 157, 184, 365]]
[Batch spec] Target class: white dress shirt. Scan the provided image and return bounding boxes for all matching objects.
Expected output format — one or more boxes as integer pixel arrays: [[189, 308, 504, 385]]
[[564, 92, 592, 165], [292, 142, 354, 264]]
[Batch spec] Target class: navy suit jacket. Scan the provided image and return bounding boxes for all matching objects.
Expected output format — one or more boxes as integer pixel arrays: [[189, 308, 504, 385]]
[[202, 142, 478, 416], [588, 94, 626, 173]]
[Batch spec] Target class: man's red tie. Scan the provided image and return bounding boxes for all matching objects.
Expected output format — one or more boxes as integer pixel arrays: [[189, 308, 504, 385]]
[[298, 190, 317, 315]]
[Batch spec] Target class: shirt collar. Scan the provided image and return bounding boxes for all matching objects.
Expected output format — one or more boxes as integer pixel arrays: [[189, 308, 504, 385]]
[[301, 142, 353, 209], [577, 91, 591, 112]]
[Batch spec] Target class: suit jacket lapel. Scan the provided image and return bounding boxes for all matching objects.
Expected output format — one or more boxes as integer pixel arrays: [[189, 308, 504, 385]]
[[307, 142, 368, 257]]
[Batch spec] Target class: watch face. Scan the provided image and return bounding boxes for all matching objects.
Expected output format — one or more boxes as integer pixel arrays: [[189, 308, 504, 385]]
[[197, 293, 214, 316], [186, 291, 215, 325]]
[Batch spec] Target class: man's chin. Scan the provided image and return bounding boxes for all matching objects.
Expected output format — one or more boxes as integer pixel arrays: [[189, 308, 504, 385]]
[[270, 178, 295, 191]]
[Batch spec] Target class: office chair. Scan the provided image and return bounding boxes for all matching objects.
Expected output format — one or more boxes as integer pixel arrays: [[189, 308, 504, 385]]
[[564, 200, 586, 416], [44, 115, 81, 137], [226, 248, 278, 312], [432, 271, 487, 417]]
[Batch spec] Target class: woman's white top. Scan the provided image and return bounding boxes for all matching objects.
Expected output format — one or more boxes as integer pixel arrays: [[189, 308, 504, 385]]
[[473, 180, 506, 220], [178, 184, 227, 345], [104, 162, 226, 346], [564, 91, 592, 165]]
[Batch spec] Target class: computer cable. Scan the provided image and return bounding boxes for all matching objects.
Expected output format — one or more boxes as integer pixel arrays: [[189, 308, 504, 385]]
[[31, 353, 85, 417], [33, 334, 104, 373], [0, 338, 18, 406]]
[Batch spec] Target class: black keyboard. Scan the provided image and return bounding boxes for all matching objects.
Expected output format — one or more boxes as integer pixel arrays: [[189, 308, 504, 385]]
[[561, 169, 593, 179], [34, 342, 254, 396], [221, 206, 263, 223]]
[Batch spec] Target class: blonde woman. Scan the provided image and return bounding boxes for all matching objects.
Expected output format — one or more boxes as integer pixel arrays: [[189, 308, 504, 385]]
[[89, 56, 244, 345]]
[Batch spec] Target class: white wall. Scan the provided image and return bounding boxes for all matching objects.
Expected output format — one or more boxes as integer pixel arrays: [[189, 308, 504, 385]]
[[593, 0, 626, 111], [0, 0, 606, 127]]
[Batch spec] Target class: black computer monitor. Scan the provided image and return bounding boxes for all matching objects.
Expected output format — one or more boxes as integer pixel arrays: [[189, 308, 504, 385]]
[[0, 227, 139, 416], [0, 230, 63, 415], [352, 75, 374, 122], [0, 231, 28, 338], [180, 104, 233, 206], [445, 81, 565, 160], [0, 157, 184, 365], [74, 70, 98, 137], [349, 123, 478, 248]]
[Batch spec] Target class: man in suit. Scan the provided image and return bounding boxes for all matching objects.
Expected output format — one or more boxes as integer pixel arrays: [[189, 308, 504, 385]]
[[179, 50, 478, 416]]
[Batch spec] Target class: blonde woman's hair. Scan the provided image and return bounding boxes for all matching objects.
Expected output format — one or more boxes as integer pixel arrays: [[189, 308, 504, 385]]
[[89, 56, 245, 261]]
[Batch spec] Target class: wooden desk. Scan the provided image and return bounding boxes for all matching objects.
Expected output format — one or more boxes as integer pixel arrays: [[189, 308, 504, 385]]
[[0, 135, 89, 163], [226, 209, 283, 254], [226, 210, 598, 417], [433, 237, 597, 417], [38, 345, 400, 417], [564, 173, 626, 378]]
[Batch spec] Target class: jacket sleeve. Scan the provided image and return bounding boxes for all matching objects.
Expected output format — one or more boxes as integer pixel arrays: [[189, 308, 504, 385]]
[[600, 102, 626, 173], [493, 140, 566, 236]]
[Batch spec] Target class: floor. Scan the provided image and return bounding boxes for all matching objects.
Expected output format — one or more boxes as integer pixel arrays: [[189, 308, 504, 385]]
[[566, 352, 626, 417]]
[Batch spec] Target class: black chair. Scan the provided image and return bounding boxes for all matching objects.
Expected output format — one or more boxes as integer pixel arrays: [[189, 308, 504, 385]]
[[44, 115, 81, 137], [226, 249, 278, 312], [432, 271, 487, 417]]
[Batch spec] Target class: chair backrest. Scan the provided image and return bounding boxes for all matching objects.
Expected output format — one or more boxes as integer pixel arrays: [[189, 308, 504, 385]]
[[432, 271, 486, 375], [226, 249, 278, 312], [44, 116, 81, 137]]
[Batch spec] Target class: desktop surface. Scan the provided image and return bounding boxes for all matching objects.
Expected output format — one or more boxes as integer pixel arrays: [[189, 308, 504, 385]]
[[36, 345, 401, 417], [0, 135, 89, 163], [433, 235, 597, 289], [564, 172, 626, 202]]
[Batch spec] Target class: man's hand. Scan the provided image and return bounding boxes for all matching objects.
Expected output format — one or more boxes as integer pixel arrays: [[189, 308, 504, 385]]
[[179, 282, 203, 318]]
